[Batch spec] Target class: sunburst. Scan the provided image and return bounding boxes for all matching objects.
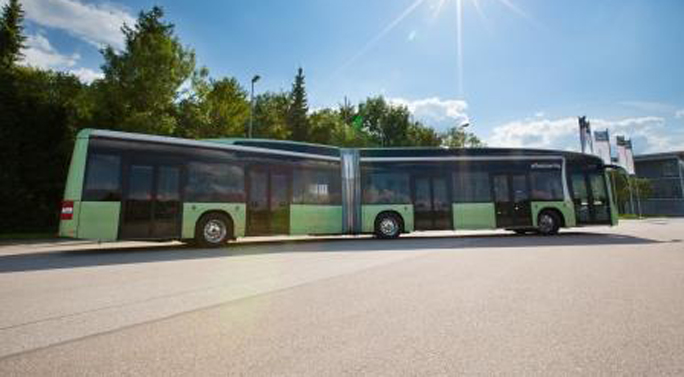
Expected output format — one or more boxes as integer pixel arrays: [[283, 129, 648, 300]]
[[332, 0, 533, 97]]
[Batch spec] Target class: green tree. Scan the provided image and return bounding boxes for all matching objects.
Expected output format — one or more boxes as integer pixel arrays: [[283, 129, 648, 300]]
[[253, 91, 291, 139], [287, 67, 309, 141], [0, 67, 85, 232], [177, 71, 249, 139], [0, 0, 26, 69], [408, 122, 442, 147], [357, 96, 417, 147], [91, 6, 195, 135], [610, 172, 653, 213], [442, 125, 485, 148]]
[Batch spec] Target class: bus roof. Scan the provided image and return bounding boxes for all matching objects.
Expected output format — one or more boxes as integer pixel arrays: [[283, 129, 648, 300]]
[[82, 129, 604, 165]]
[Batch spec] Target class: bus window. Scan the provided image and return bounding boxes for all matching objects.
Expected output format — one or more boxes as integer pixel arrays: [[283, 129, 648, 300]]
[[186, 162, 245, 202], [83, 154, 121, 201], [362, 172, 410, 204], [293, 169, 341, 205], [589, 173, 609, 222], [530, 170, 564, 201], [453, 171, 491, 202]]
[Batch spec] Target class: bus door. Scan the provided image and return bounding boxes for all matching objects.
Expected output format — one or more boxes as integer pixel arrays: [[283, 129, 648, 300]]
[[412, 175, 451, 230], [120, 164, 182, 239], [492, 173, 532, 228], [571, 172, 610, 225], [246, 167, 291, 236]]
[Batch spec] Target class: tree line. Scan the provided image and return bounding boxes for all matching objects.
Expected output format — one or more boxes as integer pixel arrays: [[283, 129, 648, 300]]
[[0, 2, 483, 234]]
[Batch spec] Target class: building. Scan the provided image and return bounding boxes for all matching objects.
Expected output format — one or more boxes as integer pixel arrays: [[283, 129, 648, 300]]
[[634, 151, 684, 216]]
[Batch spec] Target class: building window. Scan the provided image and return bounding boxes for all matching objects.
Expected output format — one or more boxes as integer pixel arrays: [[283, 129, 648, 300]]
[[362, 172, 410, 204], [530, 171, 564, 201], [662, 160, 678, 177], [293, 169, 341, 205], [453, 171, 491, 202], [83, 154, 121, 201], [185, 162, 244, 202]]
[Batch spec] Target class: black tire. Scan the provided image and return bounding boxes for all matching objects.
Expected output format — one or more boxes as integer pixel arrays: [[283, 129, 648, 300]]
[[195, 213, 232, 248], [374, 213, 402, 239], [537, 210, 560, 236]]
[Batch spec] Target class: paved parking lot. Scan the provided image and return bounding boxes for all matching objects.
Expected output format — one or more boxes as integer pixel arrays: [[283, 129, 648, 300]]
[[1, 219, 683, 375]]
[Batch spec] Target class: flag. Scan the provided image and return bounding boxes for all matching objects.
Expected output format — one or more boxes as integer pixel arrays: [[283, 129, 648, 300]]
[[616, 135, 630, 173], [593, 129, 611, 165], [578, 116, 593, 154], [625, 139, 635, 175]]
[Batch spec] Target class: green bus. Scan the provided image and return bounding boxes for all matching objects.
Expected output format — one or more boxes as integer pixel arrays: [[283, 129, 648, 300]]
[[59, 129, 618, 246]]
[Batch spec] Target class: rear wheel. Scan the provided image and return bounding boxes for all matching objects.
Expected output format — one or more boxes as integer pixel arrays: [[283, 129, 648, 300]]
[[374, 213, 402, 239], [537, 211, 560, 236], [196, 213, 232, 248]]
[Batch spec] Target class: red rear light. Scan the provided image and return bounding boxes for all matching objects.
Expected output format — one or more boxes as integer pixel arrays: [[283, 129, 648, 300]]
[[61, 201, 74, 220]]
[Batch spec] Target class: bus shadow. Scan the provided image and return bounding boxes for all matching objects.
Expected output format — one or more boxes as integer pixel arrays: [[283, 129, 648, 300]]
[[0, 232, 665, 273]]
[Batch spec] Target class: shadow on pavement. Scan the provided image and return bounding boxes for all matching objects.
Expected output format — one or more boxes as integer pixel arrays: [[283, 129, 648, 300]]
[[0, 232, 665, 273]]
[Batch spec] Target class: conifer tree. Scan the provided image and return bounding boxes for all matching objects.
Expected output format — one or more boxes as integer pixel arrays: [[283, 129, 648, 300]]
[[0, 0, 26, 69], [287, 67, 310, 141]]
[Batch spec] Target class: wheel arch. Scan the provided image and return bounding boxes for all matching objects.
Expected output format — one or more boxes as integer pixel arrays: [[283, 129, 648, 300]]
[[537, 207, 566, 228], [375, 210, 406, 234], [195, 210, 235, 240]]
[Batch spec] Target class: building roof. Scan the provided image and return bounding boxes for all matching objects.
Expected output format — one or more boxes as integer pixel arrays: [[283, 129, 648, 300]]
[[634, 151, 684, 162]]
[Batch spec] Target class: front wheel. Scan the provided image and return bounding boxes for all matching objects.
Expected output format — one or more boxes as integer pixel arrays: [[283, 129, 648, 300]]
[[374, 213, 402, 239], [196, 213, 232, 248], [537, 211, 560, 236]]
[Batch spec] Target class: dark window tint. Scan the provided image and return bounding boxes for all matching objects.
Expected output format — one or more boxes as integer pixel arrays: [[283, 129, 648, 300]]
[[128, 165, 154, 201], [649, 179, 683, 199], [186, 162, 244, 202], [362, 172, 410, 204], [293, 169, 341, 205], [530, 170, 564, 201], [493, 175, 509, 202], [589, 174, 608, 202], [157, 166, 180, 201], [453, 172, 491, 202], [83, 154, 121, 201], [512, 174, 529, 202], [571, 174, 588, 201]]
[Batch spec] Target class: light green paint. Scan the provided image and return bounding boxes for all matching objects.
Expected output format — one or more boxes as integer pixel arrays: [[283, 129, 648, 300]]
[[63, 130, 91, 201], [453, 203, 496, 230], [531, 201, 576, 228], [289, 205, 343, 235], [606, 172, 619, 226], [76, 201, 120, 241], [58, 201, 81, 238], [182, 203, 246, 239], [361, 204, 414, 233]]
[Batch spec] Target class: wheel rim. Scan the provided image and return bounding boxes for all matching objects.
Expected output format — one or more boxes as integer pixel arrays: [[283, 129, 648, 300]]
[[203, 219, 227, 244], [539, 214, 555, 234], [379, 218, 398, 236]]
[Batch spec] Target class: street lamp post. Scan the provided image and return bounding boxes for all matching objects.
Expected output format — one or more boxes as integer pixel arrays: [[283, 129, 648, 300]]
[[249, 75, 261, 138]]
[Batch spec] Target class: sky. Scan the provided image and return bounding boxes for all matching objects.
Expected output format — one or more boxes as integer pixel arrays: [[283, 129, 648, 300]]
[[7, 0, 684, 154]]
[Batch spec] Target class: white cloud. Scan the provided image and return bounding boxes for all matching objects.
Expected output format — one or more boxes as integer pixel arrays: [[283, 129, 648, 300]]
[[22, 0, 135, 49], [389, 97, 469, 131], [21, 32, 103, 83], [407, 30, 417, 41], [488, 115, 684, 154], [68, 67, 104, 83], [22, 33, 80, 69], [675, 109, 684, 119]]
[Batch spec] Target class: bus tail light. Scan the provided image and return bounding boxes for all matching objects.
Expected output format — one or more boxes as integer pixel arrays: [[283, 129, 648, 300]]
[[61, 201, 74, 220]]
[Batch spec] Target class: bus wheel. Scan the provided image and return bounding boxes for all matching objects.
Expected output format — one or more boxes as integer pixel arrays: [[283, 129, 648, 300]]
[[537, 211, 560, 236], [196, 213, 232, 248], [375, 213, 402, 239]]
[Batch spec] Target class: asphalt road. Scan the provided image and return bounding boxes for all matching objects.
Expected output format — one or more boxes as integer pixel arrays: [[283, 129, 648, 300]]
[[1, 219, 683, 375]]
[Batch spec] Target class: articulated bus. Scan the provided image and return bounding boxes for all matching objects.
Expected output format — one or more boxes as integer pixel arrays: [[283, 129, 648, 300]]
[[59, 129, 618, 247]]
